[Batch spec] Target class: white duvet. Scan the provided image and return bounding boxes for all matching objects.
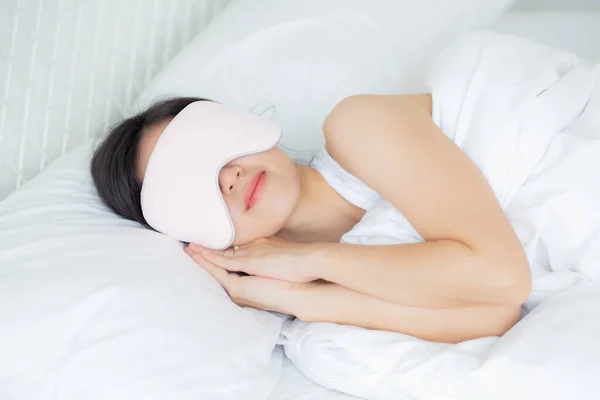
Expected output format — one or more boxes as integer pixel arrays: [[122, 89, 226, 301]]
[[280, 33, 600, 400]]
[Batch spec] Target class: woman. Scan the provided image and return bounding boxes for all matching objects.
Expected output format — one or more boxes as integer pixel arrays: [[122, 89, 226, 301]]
[[91, 94, 531, 344]]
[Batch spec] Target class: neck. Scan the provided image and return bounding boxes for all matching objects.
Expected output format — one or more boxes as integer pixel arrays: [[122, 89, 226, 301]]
[[276, 164, 365, 243]]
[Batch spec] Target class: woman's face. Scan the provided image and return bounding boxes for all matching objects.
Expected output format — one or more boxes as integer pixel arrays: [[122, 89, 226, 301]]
[[218, 146, 301, 245], [137, 118, 301, 246]]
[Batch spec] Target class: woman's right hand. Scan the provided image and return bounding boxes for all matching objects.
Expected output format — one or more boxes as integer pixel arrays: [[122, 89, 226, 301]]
[[184, 247, 317, 317]]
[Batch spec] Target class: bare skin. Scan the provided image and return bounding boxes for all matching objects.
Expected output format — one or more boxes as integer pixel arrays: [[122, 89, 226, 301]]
[[137, 94, 531, 344]]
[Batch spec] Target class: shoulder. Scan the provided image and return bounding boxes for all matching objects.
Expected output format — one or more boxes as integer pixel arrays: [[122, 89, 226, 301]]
[[322, 94, 432, 159], [323, 94, 432, 137]]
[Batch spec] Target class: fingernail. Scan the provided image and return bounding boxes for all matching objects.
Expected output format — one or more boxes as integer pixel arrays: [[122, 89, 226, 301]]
[[189, 243, 201, 250]]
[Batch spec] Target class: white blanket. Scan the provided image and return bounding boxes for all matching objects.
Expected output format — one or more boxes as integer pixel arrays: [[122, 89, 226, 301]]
[[280, 33, 600, 400]]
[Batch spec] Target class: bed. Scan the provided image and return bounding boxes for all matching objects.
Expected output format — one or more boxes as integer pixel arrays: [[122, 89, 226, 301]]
[[1, 1, 599, 399]]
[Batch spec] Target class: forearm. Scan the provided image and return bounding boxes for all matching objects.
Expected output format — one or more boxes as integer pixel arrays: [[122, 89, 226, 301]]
[[296, 282, 521, 344], [309, 240, 530, 308]]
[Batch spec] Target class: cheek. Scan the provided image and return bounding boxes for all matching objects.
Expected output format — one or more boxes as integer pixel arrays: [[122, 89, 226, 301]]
[[269, 178, 299, 214], [228, 182, 296, 245], [255, 175, 300, 236], [230, 214, 274, 246], [227, 209, 253, 245]]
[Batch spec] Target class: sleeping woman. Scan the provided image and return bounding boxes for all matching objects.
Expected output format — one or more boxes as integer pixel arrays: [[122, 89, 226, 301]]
[[90, 94, 532, 344]]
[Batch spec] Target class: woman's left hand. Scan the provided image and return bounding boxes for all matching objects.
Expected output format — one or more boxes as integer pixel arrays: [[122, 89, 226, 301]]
[[186, 237, 321, 283]]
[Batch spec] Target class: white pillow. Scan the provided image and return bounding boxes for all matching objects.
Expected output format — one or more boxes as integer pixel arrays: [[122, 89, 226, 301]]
[[0, 143, 285, 400], [136, 0, 517, 163]]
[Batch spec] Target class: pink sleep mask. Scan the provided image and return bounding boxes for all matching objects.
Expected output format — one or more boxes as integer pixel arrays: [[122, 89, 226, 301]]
[[140, 101, 281, 249]]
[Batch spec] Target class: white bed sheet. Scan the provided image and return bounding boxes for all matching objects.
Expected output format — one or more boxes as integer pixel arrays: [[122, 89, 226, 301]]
[[269, 355, 360, 400]]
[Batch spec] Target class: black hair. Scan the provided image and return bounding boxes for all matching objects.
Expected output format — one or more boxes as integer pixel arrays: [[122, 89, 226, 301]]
[[90, 96, 210, 227]]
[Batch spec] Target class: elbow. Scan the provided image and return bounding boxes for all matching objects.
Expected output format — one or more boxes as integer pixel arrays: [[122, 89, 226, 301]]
[[435, 303, 523, 344], [503, 274, 531, 306], [484, 303, 523, 342], [491, 256, 532, 306]]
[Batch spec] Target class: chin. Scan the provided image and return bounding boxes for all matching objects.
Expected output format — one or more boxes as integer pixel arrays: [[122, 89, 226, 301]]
[[232, 219, 281, 246]]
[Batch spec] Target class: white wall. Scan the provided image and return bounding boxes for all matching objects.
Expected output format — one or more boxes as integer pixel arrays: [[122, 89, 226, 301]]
[[515, 0, 600, 11]]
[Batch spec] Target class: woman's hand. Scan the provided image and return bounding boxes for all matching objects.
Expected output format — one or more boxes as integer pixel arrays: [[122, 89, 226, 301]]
[[186, 237, 320, 283], [184, 247, 318, 317]]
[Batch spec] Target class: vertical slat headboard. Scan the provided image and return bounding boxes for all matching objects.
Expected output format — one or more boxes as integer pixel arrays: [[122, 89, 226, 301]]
[[0, 0, 231, 200]]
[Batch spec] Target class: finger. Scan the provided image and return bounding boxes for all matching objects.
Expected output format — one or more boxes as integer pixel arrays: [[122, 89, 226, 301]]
[[198, 260, 253, 307], [222, 247, 236, 258], [185, 245, 230, 267], [187, 246, 252, 276], [216, 245, 250, 259], [231, 245, 251, 258], [187, 243, 216, 255], [186, 243, 203, 252], [201, 249, 246, 271], [187, 243, 229, 257], [202, 260, 233, 285], [185, 245, 213, 260], [191, 253, 237, 289], [186, 249, 230, 278]]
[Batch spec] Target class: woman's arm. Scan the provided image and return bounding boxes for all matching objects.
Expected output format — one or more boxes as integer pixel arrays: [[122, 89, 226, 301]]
[[318, 94, 531, 307], [296, 281, 521, 344], [307, 241, 526, 308], [185, 246, 521, 343]]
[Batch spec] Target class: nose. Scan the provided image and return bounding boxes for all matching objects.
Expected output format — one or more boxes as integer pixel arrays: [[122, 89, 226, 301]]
[[218, 165, 243, 196]]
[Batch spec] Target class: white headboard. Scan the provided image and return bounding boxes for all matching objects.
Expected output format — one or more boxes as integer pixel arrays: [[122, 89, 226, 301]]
[[0, 0, 231, 200]]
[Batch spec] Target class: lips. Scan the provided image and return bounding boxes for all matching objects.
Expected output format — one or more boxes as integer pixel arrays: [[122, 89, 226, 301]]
[[244, 171, 266, 210]]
